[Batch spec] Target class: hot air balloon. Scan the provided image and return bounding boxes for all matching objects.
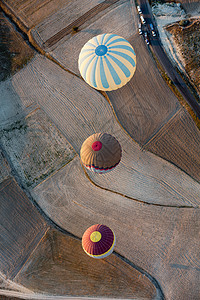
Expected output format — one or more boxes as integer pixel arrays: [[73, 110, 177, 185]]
[[78, 33, 136, 91], [82, 224, 116, 259], [80, 133, 122, 173]]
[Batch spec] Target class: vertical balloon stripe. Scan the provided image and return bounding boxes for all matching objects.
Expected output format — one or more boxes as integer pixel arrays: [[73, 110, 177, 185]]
[[79, 52, 95, 66], [104, 56, 121, 85], [109, 50, 136, 67], [100, 57, 109, 89], [95, 57, 103, 90], [97, 33, 106, 45], [93, 36, 100, 46], [81, 55, 96, 80], [103, 34, 118, 46], [89, 57, 98, 88], [100, 33, 107, 45], [108, 54, 131, 77], [110, 52, 136, 74]]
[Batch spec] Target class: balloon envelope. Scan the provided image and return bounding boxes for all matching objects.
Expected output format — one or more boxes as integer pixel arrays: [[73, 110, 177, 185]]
[[80, 133, 122, 173], [82, 224, 116, 259], [78, 33, 136, 91]]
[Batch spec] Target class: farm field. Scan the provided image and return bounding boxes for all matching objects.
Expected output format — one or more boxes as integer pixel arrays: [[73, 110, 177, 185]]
[[1, 0, 199, 180], [0, 0, 200, 299], [0, 11, 34, 81], [0, 0, 74, 28], [0, 176, 158, 299], [0, 177, 49, 280], [106, 34, 180, 145], [31, 0, 137, 73], [144, 108, 200, 182], [0, 151, 10, 183], [14, 228, 157, 299], [0, 108, 76, 188], [31, 157, 200, 300], [7, 54, 200, 207]]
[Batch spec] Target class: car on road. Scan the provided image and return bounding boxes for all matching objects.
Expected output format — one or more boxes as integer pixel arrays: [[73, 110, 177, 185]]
[[137, 5, 142, 14], [140, 14, 146, 24], [150, 23, 156, 37], [138, 22, 142, 35], [144, 32, 149, 45]]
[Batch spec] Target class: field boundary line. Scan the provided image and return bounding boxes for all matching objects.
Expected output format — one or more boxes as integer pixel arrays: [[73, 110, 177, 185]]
[[143, 108, 183, 148], [80, 159, 195, 208]]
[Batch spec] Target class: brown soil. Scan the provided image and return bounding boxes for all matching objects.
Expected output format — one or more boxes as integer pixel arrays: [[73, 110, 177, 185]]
[[0, 10, 34, 81], [166, 19, 200, 95], [14, 228, 157, 299]]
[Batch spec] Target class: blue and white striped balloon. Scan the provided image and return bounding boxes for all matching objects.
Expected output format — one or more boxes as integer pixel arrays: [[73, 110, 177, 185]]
[[78, 33, 136, 91]]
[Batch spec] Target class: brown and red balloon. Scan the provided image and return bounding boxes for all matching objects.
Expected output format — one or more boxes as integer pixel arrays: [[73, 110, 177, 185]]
[[80, 133, 122, 174]]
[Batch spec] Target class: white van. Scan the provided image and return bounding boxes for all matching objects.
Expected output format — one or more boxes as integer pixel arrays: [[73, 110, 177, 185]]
[[137, 5, 142, 14], [140, 15, 146, 24]]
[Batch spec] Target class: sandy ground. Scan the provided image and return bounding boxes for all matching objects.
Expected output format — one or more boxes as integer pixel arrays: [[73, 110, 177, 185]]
[[152, 2, 200, 83]]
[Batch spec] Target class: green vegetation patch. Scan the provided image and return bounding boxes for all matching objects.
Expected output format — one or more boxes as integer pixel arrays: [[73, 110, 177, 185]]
[[0, 109, 76, 188]]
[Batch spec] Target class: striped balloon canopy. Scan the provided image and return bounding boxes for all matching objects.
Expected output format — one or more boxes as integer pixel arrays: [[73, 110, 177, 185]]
[[78, 33, 136, 91], [80, 133, 122, 174], [82, 224, 116, 259]]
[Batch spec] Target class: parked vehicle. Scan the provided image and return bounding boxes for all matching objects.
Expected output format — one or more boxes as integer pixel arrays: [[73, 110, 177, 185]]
[[137, 5, 142, 14], [140, 14, 146, 24], [138, 22, 142, 35], [150, 23, 156, 37], [144, 32, 149, 45]]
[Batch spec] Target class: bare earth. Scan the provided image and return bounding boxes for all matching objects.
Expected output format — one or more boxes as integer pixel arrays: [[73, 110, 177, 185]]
[[0, 0, 200, 299], [166, 19, 200, 95], [14, 228, 157, 299]]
